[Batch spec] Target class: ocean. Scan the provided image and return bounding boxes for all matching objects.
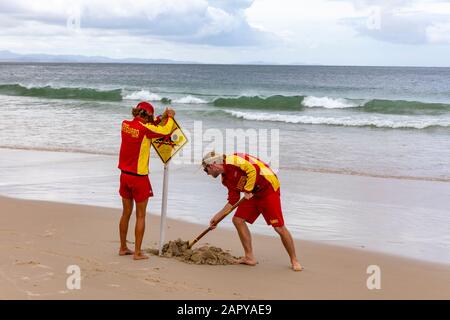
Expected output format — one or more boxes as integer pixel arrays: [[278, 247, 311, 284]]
[[0, 62, 449, 264]]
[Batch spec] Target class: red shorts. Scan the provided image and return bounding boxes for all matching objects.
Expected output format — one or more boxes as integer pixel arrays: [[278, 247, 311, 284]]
[[119, 172, 153, 202], [234, 189, 284, 227]]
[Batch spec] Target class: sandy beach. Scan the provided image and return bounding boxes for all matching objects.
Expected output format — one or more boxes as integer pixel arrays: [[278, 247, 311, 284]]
[[1, 194, 450, 300]]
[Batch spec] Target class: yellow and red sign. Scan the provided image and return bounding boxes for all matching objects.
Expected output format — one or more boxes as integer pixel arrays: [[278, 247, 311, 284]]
[[151, 118, 188, 164]]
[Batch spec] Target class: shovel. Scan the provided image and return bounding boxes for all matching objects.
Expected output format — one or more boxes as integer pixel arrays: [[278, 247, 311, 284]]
[[187, 197, 246, 249]]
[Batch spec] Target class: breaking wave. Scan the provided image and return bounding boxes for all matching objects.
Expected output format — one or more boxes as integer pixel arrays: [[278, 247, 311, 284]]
[[301, 96, 361, 109], [224, 110, 450, 129], [123, 90, 163, 101], [173, 95, 208, 104], [213, 95, 450, 115]]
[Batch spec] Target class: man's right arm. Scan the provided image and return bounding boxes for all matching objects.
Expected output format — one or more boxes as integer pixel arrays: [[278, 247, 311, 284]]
[[209, 202, 234, 229], [209, 185, 241, 228]]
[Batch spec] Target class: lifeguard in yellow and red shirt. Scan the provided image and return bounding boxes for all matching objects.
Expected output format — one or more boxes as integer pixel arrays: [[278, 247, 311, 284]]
[[202, 151, 303, 271], [118, 101, 175, 260]]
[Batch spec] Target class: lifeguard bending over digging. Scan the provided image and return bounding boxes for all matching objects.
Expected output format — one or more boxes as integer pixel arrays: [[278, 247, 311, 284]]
[[202, 151, 303, 271]]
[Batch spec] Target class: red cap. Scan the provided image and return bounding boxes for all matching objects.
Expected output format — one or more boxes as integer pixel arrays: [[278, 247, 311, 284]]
[[136, 101, 154, 115]]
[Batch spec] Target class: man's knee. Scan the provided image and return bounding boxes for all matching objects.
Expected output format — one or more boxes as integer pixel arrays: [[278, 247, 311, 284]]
[[121, 206, 133, 218], [135, 210, 146, 219], [122, 211, 132, 219], [273, 225, 287, 235], [232, 216, 246, 226]]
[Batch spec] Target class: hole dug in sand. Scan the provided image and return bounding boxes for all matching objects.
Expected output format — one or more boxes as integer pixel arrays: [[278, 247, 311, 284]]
[[146, 239, 239, 265]]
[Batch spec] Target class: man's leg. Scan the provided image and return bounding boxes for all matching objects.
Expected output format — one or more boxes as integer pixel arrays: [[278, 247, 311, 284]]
[[134, 199, 149, 260], [119, 197, 134, 255], [232, 216, 257, 266], [274, 226, 303, 271]]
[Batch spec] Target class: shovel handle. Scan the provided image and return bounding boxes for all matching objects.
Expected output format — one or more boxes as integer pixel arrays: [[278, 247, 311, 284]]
[[188, 197, 246, 249]]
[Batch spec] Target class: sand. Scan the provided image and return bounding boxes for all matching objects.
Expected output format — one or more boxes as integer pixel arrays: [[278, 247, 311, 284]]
[[1, 195, 450, 300], [147, 239, 238, 265]]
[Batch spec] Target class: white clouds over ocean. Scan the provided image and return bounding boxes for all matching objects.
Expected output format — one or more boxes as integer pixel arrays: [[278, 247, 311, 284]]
[[0, 0, 449, 66], [0, 0, 274, 46]]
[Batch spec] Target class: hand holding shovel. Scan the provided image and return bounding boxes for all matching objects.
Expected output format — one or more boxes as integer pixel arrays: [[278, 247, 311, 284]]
[[187, 197, 246, 249]]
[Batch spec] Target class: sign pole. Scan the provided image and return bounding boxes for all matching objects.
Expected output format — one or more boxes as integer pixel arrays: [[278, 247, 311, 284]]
[[152, 118, 187, 256], [158, 161, 170, 256]]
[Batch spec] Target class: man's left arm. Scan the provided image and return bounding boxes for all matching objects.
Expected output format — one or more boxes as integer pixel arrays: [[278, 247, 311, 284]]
[[142, 116, 174, 139]]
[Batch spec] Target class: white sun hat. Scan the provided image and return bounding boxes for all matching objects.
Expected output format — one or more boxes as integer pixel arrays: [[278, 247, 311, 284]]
[[202, 151, 225, 166]]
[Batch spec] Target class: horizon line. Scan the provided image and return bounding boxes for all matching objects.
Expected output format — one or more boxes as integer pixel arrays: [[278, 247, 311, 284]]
[[1, 60, 449, 68], [1, 50, 449, 68]]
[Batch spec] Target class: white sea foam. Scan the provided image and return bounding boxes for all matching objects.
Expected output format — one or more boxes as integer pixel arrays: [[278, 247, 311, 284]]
[[302, 96, 360, 109], [123, 90, 162, 101], [173, 95, 208, 104], [225, 110, 450, 129]]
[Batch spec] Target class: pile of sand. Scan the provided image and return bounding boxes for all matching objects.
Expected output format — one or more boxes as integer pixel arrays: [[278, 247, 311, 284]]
[[146, 239, 238, 265]]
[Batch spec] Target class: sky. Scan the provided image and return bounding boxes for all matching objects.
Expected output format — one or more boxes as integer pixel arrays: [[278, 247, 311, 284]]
[[0, 0, 450, 66]]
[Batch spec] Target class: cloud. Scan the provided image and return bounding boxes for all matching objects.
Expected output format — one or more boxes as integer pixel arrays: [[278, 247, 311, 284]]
[[346, 8, 430, 44], [427, 22, 450, 43], [0, 0, 277, 46], [337, 0, 450, 44]]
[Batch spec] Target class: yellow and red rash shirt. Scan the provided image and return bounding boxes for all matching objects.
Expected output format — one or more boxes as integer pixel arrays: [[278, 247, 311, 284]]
[[221, 153, 280, 205], [118, 116, 174, 175]]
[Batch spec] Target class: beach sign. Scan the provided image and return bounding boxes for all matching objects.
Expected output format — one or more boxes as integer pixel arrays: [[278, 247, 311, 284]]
[[151, 118, 188, 164], [152, 117, 188, 255]]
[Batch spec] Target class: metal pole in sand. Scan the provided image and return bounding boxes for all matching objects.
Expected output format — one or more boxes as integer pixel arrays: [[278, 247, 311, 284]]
[[159, 162, 170, 256]]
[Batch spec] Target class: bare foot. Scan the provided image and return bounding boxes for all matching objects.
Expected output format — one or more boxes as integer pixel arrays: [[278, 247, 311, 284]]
[[292, 261, 304, 272], [234, 257, 257, 266], [133, 253, 149, 260], [119, 248, 134, 256]]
